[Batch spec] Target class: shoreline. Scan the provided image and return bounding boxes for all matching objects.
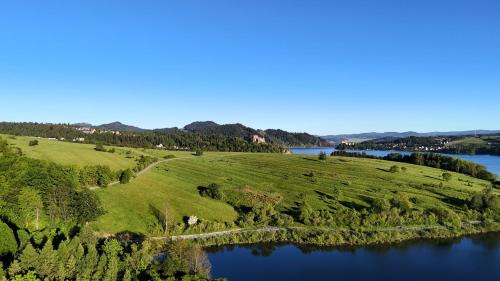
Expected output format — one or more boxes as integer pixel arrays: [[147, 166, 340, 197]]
[[144, 222, 500, 250]]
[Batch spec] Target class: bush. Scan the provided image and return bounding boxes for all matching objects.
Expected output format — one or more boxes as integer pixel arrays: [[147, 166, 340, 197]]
[[119, 169, 134, 184], [0, 221, 17, 256], [391, 193, 412, 212], [108, 148, 116, 153], [195, 150, 204, 156], [442, 172, 452, 182], [470, 188, 500, 211], [199, 183, 223, 200], [371, 198, 391, 213], [163, 155, 176, 159], [94, 144, 106, 152], [28, 140, 38, 146], [318, 152, 327, 160], [389, 165, 400, 173]]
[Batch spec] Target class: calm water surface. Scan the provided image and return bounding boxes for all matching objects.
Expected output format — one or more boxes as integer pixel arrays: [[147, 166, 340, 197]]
[[208, 233, 500, 281], [290, 147, 500, 176]]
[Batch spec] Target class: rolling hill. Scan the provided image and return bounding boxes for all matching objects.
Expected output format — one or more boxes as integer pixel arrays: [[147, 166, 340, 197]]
[[323, 130, 500, 143]]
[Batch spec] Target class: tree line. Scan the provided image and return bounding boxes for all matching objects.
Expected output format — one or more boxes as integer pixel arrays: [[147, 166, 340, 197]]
[[0, 122, 287, 153], [332, 151, 498, 182]]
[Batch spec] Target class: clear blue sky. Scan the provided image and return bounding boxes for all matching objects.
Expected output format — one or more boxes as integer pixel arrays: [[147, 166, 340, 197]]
[[1, 0, 499, 135]]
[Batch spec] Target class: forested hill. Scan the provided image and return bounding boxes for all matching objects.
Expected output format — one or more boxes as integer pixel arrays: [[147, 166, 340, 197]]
[[95, 121, 147, 132], [337, 134, 500, 156], [182, 121, 330, 147], [0, 122, 286, 153]]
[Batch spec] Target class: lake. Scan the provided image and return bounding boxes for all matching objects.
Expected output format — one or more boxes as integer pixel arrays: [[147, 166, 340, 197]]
[[208, 233, 500, 281], [290, 147, 500, 176]]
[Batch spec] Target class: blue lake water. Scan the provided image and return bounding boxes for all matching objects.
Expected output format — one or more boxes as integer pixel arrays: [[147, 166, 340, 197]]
[[208, 233, 500, 281], [290, 147, 500, 176]]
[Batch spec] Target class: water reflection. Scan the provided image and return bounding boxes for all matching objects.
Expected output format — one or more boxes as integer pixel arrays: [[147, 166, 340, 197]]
[[207, 233, 500, 281]]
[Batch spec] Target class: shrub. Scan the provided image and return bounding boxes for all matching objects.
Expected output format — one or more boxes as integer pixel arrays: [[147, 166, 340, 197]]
[[119, 169, 134, 184], [28, 140, 38, 146], [470, 188, 500, 211], [108, 148, 116, 153], [389, 165, 400, 173], [318, 152, 327, 160], [442, 172, 452, 182], [371, 198, 391, 213], [163, 155, 176, 159], [199, 183, 223, 200], [391, 193, 412, 212], [195, 150, 204, 156], [401, 167, 407, 172], [94, 144, 106, 152]]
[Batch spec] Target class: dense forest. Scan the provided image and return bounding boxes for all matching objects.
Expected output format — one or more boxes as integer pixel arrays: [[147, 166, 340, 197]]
[[0, 122, 287, 153], [332, 150, 498, 182], [181, 122, 330, 147], [337, 135, 500, 156]]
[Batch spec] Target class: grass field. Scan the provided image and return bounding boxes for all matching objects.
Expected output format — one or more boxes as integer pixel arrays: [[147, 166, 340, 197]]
[[445, 137, 488, 147], [3, 134, 495, 236], [1, 134, 194, 170], [92, 153, 492, 234]]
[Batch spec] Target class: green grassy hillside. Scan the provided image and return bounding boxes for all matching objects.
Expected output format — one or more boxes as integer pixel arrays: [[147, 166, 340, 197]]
[[3, 134, 496, 238], [1, 134, 192, 170], [93, 153, 493, 235]]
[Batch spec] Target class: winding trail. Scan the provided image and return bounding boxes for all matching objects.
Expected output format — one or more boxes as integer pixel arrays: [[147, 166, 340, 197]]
[[89, 157, 186, 190]]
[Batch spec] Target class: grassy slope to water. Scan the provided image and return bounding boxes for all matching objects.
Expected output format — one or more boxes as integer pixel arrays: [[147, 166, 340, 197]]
[[3, 134, 495, 237], [93, 153, 493, 235]]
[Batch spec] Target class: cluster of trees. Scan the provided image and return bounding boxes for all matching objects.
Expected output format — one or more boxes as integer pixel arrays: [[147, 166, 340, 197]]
[[237, 204, 294, 228], [0, 156, 105, 228], [133, 155, 158, 173], [384, 153, 497, 181], [332, 151, 497, 181], [0, 224, 216, 281], [79, 165, 117, 187], [0, 122, 289, 153], [119, 169, 134, 184], [469, 188, 500, 212], [331, 150, 379, 159], [297, 194, 465, 229]]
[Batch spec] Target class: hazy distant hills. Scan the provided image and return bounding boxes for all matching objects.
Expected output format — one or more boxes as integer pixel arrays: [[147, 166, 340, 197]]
[[323, 130, 500, 143], [72, 121, 329, 147]]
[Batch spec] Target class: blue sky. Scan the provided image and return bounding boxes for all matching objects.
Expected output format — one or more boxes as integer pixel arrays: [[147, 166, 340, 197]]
[[1, 0, 499, 135]]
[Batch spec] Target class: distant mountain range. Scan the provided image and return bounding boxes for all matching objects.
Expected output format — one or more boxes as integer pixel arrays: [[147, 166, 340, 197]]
[[322, 130, 500, 143], [73, 121, 329, 147]]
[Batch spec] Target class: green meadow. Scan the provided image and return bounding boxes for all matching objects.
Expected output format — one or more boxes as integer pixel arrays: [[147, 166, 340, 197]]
[[1, 134, 192, 170], [2, 134, 496, 236], [93, 153, 492, 234]]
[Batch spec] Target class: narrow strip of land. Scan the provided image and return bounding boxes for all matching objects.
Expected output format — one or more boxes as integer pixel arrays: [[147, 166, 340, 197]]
[[148, 221, 483, 242]]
